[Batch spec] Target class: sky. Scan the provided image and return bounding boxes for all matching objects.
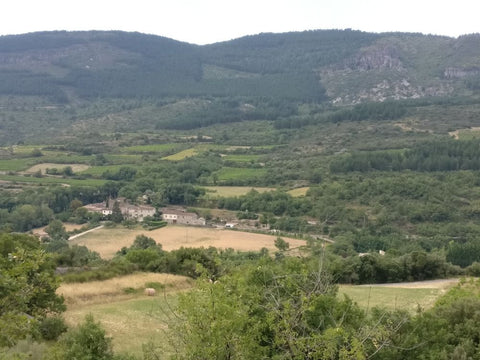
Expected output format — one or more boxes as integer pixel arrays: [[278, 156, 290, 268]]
[[1, 0, 479, 45]]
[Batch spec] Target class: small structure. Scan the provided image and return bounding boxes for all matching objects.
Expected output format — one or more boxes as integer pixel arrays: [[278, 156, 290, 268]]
[[83, 197, 156, 221], [161, 207, 205, 226]]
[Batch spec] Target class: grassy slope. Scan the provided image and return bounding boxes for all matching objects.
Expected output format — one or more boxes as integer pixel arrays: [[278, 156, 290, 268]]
[[60, 273, 192, 357]]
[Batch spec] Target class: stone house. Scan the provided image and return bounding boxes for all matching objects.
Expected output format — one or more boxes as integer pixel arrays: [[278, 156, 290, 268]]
[[83, 197, 156, 221], [161, 207, 205, 226]]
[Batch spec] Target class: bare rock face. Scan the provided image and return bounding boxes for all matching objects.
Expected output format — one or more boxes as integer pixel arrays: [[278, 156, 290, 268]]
[[345, 44, 404, 71], [444, 67, 480, 79]]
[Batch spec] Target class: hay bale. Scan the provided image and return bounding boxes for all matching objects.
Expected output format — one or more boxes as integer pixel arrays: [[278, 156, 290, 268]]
[[144, 288, 156, 296]]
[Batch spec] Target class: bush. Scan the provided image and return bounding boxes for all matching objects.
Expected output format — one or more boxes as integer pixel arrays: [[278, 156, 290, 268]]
[[38, 316, 68, 341]]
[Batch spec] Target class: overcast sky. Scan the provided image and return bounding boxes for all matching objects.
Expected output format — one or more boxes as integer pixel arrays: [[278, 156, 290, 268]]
[[1, 0, 479, 44]]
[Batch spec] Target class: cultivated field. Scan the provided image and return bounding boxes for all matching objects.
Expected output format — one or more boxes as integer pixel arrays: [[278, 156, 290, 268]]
[[162, 148, 198, 160], [24, 163, 90, 174], [202, 185, 275, 197], [339, 278, 459, 313], [60, 273, 192, 356], [70, 225, 306, 259]]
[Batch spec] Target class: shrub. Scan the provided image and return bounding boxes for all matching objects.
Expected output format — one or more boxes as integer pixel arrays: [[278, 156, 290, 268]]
[[38, 316, 68, 341]]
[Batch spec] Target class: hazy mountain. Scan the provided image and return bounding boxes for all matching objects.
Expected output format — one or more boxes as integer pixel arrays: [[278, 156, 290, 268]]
[[2, 30, 479, 104], [1, 30, 480, 143]]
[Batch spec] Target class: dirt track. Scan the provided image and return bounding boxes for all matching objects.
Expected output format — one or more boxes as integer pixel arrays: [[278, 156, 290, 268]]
[[359, 278, 460, 289]]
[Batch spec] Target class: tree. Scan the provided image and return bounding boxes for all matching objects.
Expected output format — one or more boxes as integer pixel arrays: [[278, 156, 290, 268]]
[[132, 234, 157, 250], [47, 314, 114, 360], [274, 237, 290, 251], [45, 219, 69, 241], [111, 201, 123, 223], [168, 257, 381, 359], [0, 233, 65, 347]]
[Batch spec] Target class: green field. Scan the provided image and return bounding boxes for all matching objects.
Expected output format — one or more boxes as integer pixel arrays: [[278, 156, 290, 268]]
[[215, 167, 267, 181], [0, 174, 107, 186], [338, 283, 455, 313], [121, 143, 186, 154], [0, 158, 38, 172]]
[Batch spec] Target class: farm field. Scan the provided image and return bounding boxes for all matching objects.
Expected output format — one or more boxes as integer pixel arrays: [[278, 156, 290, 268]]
[[338, 278, 459, 313], [202, 185, 275, 197], [287, 187, 310, 197], [121, 143, 186, 153], [0, 174, 107, 186], [59, 273, 192, 356], [59, 274, 460, 356], [0, 158, 38, 172], [70, 225, 307, 259], [24, 163, 90, 174], [162, 148, 198, 160]]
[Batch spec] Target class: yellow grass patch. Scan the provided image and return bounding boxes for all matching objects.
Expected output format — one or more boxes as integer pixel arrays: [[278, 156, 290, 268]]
[[70, 225, 306, 259], [24, 163, 90, 174], [203, 186, 275, 197], [60, 273, 190, 356], [58, 272, 192, 308], [31, 222, 85, 238], [162, 148, 198, 160], [287, 187, 310, 197]]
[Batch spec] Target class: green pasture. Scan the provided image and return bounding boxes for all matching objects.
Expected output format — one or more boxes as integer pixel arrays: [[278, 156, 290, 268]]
[[0, 174, 107, 187], [121, 143, 186, 154], [0, 158, 38, 172], [339, 285, 445, 313]]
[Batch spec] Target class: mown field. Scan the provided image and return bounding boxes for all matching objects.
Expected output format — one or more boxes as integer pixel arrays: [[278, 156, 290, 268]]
[[59, 273, 193, 356], [24, 163, 90, 174], [338, 279, 459, 313], [162, 148, 198, 160], [202, 185, 275, 197], [69, 225, 307, 259]]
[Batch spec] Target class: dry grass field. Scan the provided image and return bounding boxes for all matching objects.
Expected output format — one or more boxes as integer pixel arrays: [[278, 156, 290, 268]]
[[162, 148, 198, 160], [59, 272, 191, 356], [24, 163, 90, 174], [31, 222, 85, 238], [287, 187, 310, 197], [202, 186, 275, 197], [69, 225, 306, 259], [58, 272, 192, 308]]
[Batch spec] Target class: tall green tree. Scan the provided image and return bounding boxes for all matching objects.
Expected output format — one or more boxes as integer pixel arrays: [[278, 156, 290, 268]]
[[111, 201, 123, 223], [0, 233, 65, 347]]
